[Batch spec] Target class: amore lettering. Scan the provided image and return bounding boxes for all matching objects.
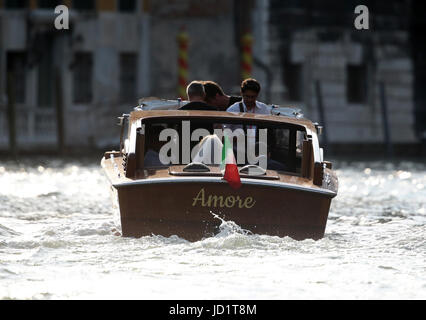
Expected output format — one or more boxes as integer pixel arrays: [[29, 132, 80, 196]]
[[192, 188, 256, 209]]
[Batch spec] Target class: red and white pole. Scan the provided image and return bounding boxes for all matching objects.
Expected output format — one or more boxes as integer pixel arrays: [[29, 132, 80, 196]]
[[177, 28, 189, 99], [241, 32, 253, 81]]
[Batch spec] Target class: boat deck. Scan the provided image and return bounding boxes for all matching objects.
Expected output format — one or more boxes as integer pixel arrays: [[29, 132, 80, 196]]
[[101, 154, 338, 198]]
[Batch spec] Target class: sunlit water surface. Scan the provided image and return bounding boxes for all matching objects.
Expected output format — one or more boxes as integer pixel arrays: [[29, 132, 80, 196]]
[[0, 157, 425, 299]]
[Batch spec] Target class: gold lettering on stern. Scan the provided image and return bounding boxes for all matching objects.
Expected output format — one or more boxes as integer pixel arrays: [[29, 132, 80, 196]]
[[192, 188, 256, 209]]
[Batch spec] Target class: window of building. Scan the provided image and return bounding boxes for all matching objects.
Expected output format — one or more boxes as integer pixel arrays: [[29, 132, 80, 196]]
[[5, 0, 28, 8], [73, 52, 93, 104], [38, 0, 60, 8], [38, 36, 54, 108], [283, 60, 304, 102], [346, 64, 367, 104], [119, 53, 138, 103], [6, 52, 27, 104], [118, 0, 136, 12], [72, 0, 95, 11]]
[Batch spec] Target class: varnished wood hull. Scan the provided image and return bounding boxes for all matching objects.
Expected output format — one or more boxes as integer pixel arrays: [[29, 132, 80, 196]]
[[113, 179, 335, 241]]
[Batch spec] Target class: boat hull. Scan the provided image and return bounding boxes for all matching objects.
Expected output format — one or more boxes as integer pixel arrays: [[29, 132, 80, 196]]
[[113, 180, 334, 241]]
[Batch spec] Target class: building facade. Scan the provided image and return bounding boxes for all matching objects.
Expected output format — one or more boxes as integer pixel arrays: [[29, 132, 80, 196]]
[[266, 0, 424, 150], [0, 0, 423, 154], [0, 0, 152, 151]]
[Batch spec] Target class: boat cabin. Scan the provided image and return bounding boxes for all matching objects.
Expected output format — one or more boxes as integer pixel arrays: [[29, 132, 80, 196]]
[[118, 109, 329, 186]]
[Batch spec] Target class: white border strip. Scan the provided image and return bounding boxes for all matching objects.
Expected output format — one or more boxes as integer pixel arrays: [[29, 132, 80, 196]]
[[113, 177, 337, 197]]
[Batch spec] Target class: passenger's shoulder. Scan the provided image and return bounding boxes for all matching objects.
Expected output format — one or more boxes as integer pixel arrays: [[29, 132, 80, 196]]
[[226, 102, 240, 112], [256, 101, 269, 108]]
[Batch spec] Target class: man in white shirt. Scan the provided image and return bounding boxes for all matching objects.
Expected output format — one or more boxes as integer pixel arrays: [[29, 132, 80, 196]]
[[226, 78, 271, 115], [225, 78, 270, 167]]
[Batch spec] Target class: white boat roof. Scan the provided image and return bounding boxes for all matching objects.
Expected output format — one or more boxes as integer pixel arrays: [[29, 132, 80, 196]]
[[133, 97, 305, 119], [135, 97, 187, 110]]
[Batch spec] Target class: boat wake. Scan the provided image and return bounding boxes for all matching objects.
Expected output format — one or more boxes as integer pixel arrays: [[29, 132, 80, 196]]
[[0, 223, 20, 237], [210, 211, 253, 237], [190, 211, 272, 250]]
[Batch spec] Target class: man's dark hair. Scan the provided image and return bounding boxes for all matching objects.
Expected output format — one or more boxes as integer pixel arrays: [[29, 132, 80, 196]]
[[241, 78, 261, 93], [203, 81, 225, 101]]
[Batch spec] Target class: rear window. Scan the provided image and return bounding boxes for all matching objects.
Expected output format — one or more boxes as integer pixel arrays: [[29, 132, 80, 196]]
[[142, 118, 305, 174]]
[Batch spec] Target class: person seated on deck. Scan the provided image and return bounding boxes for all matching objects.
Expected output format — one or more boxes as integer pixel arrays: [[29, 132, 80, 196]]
[[203, 81, 242, 111], [191, 134, 223, 166], [178, 81, 218, 111]]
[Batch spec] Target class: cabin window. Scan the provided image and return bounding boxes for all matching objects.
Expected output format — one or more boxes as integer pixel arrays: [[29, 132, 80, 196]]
[[141, 119, 304, 174]]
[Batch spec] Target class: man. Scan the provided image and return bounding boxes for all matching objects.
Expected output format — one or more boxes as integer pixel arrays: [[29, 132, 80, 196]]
[[179, 81, 217, 111], [178, 81, 216, 145], [226, 78, 271, 166], [203, 81, 242, 111], [226, 78, 270, 115]]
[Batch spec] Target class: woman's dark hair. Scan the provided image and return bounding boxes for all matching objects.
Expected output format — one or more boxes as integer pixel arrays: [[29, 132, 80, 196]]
[[203, 81, 225, 101], [241, 78, 261, 93]]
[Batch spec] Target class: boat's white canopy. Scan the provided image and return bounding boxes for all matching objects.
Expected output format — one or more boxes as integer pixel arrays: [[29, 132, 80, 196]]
[[133, 97, 304, 119], [134, 97, 188, 110]]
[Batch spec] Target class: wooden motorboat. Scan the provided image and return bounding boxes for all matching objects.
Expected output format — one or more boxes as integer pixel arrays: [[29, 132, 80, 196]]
[[101, 98, 338, 241]]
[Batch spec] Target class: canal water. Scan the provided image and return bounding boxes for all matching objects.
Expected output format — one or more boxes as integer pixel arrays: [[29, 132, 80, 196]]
[[0, 157, 424, 299]]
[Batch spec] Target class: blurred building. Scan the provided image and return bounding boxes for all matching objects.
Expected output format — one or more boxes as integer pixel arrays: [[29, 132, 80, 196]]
[[0, 0, 424, 154], [0, 0, 153, 151], [267, 0, 425, 154]]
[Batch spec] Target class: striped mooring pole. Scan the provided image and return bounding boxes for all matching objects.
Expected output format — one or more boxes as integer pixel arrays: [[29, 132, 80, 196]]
[[177, 28, 189, 99], [241, 32, 253, 81]]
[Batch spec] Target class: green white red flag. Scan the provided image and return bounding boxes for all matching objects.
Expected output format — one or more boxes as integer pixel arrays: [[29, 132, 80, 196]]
[[221, 135, 241, 189]]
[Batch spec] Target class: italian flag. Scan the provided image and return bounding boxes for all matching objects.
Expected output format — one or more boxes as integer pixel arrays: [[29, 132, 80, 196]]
[[221, 135, 241, 189]]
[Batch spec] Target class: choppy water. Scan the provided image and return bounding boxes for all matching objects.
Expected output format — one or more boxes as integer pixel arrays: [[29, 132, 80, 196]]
[[0, 157, 425, 300]]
